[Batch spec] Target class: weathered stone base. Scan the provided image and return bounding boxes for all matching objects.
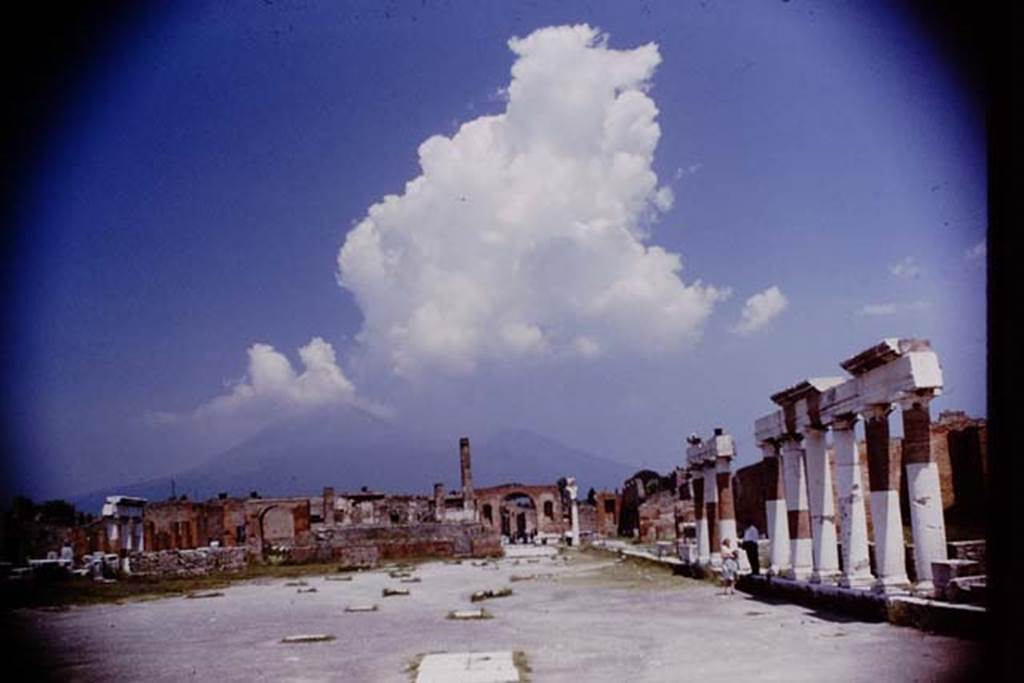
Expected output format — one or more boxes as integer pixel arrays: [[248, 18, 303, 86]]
[[739, 574, 986, 640]]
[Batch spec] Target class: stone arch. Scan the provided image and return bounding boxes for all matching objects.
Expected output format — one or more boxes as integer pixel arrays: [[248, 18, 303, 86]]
[[259, 505, 296, 546]]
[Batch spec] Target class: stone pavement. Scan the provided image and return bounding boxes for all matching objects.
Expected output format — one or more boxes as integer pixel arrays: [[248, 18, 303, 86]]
[[7, 546, 981, 681]]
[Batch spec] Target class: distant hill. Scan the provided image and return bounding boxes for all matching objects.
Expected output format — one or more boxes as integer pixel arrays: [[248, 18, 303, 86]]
[[71, 407, 634, 512]]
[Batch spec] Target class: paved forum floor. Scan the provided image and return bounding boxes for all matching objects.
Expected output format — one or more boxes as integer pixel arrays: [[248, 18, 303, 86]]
[[8, 546, 981, 682]]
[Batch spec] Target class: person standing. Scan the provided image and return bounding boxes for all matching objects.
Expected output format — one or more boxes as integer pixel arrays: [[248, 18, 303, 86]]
[[742, 523, 761, 575], [720, 538, 739, 595]]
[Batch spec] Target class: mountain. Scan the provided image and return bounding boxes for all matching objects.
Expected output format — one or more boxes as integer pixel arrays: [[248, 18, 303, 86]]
[[71, 407, 635, 512]]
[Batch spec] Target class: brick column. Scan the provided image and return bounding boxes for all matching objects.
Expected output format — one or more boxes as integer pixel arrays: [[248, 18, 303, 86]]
[[323, 487, 335, 527], [803, 426, 840, 583], [864, 404, 910, 593], [761, 441, 790, 575], [691, 468, 709, 564], [900, 394, 948, 593], [780, 436, 812, 580], [715, 456, 737, 548], [703, 461, 720, 564], [459, 437, 474, 513], [832, 414, 873, 588]]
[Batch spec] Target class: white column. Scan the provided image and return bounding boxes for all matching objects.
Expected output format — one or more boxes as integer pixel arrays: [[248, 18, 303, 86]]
[[900, 395, 948, 594], [564, 478, 581, 547], [864, 403, 910, 593], [832, 415, 874, 588], [780, 437, 813, 580], [761, 442, 790, 576], [803, 427, 840, 583], [693, 471, 710, 564]]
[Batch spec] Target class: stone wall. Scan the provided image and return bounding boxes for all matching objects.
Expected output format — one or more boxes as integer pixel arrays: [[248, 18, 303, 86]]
[[261, 522, 502, 568], [129, 547, 247, 578]]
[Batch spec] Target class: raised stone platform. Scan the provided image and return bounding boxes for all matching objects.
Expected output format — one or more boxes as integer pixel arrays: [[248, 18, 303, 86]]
[[415, 651, 522, 682]]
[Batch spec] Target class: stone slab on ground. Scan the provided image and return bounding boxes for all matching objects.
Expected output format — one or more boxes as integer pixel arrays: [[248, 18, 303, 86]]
[[415, 651, 520, 683], [280, 634, 335, 643], [344, 604, 378, 612]]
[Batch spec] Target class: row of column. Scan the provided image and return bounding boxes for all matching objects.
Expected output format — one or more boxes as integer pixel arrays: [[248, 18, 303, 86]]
[[685, 441, 737, 567], [761, 396, 947, 594]]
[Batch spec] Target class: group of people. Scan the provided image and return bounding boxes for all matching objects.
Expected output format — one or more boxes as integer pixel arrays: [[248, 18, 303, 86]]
[[718, 523, 762, 596]]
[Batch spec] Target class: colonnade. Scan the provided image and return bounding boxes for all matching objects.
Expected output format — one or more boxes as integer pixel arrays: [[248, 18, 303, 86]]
[[754, 338, 948, 594], [685, 428, 737, 567]]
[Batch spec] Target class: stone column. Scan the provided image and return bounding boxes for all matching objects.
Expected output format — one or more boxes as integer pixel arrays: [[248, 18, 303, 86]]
[[802, 426, 840, 583], [691, 468, 709, 564], [323, 487, 336, 527], [703, 461, 721, 564], [459, 437, 475, 513], [433, 483, 445, 522], [716, 456, 737, 547], [566, 477, 581, 547], [900, 395, 948, 593], [780, 437, 812, 579], [864, 404, 910, 593], [832, 414, 873, 588], [761, 442, 790, 575]]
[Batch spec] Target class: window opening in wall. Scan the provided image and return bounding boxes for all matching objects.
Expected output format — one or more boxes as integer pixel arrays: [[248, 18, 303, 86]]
[[543, 501, 554, 519], [604, 499, 616, 514]]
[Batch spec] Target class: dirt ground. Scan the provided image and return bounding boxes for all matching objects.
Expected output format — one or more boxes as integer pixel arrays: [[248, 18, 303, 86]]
[[3, 546, 983, 682]]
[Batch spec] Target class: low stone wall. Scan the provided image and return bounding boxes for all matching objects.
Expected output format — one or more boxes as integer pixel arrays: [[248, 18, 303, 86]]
[[260, 522, 502, 568], [129, 547, 247, 578]]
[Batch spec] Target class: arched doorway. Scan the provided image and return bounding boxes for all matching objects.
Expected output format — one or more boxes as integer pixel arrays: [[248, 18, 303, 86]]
[[499, 493, 537, 543]]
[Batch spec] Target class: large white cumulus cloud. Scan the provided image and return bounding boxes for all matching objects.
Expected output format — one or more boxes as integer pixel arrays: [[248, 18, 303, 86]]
[[152, 337, 385, 425], [338, 25, 726, 376]]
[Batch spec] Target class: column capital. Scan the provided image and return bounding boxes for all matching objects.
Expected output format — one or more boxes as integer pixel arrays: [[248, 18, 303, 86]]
[[780, 432, 804, 446], [801, 424, 828, 437], [831, 413, 859, 431], [862, 403, 893, 420], [759, 440, 781, 457], [896, 390, 938, 412]]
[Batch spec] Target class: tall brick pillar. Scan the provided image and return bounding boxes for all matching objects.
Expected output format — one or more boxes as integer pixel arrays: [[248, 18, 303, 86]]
[[715, 455, 737, 548], [703, 461, 720, 564], [459, 437, 475, 513], [323, 487, 335, 527]]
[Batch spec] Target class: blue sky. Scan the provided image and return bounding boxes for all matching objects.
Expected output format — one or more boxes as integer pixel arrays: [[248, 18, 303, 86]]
[[4, 1, 986, 501]]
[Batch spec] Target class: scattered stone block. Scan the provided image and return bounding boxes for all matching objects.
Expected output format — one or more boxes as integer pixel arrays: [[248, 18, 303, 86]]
[[280, 634, 335, 643], [400, 577, 422, 583], [284, 580, 308, 587], [344, 604, 379, 613], [389, 570, 414, 579], [447, 608, 493, 620], [324, 575, 353, 582], [931, 559, 982, 599], [509, 574, 535, 582], [297, 587, 318, 594], [470, 587, 513, 602], [185, 591, 224, 599], [382, 587, 410, 597]]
